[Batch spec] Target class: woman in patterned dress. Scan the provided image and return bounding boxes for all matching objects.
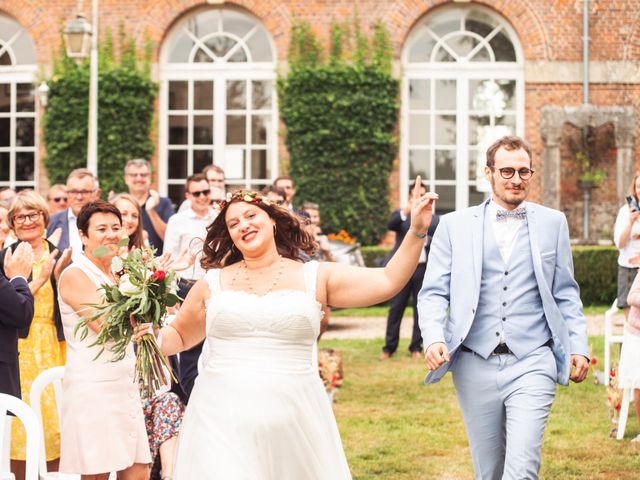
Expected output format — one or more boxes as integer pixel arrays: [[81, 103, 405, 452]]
[[1, 191, 65, 478], [112, 193, 186, 480]]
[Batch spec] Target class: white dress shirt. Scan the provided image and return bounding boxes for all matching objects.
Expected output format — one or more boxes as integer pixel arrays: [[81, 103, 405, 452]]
[[67, 208, 84, 262], [163, 207, 217, 281], [487, 199, 526, 264], [614, 204, 640, 268]]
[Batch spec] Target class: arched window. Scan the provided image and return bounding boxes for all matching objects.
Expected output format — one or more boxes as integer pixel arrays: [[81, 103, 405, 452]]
[[160, 7, 277, 204], [0, 14, 38, 191], [402, 6, 523, 212]]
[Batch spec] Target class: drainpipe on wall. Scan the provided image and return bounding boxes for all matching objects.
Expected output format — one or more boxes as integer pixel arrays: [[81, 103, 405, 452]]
[[582, 0, 590, 241]]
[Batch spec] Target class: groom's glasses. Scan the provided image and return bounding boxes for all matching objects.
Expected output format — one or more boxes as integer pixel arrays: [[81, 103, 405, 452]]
[[490, 167, 534, 180]]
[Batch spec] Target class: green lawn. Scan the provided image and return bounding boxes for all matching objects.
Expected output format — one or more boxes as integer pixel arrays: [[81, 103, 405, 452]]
[[320, 336, 640, 479]]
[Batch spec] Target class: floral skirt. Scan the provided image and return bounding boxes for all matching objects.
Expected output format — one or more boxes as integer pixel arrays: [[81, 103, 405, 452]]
[[142, 391, 184, 461]]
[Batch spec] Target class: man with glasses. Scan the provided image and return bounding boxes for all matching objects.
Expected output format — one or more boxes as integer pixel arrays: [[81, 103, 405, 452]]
[[47, 168, 101, 260], [178, 164, 226, 212], [164, 173, 217, 401], [419, 135, 589, 479], [124, 159, 174, 252], [46, 184, 68, 214]]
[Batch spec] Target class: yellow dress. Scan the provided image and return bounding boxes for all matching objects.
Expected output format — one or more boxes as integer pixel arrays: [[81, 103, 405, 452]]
[[11, 245, 65, 461]]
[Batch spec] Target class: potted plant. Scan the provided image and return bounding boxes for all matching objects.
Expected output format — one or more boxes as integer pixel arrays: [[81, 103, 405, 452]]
[[575, 151, 606, 190]]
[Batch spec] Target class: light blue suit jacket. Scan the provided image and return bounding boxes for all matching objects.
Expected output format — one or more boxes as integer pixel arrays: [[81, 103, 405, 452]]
[[418, 199, 589, 386]]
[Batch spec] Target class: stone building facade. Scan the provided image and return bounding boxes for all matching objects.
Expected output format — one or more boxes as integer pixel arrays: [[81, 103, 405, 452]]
[[0, 0, 638, 241]]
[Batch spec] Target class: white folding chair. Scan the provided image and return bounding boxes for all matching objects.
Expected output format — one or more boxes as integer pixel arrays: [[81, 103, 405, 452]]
[[30, 366, 76, 480], [0, 394, 41, 480], [1, 416, 14, 480], [30, 367, 117, 479], [604, 299, 623, 382], [617, 387, 636, 440]]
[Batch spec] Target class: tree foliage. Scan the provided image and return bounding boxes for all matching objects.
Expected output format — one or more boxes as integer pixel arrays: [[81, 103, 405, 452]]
[[43, 27, 156, 196], [280, 19, 398, 245]]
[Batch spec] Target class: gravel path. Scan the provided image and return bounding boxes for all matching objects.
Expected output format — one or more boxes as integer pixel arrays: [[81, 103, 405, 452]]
[[322, 312, 614, 340]]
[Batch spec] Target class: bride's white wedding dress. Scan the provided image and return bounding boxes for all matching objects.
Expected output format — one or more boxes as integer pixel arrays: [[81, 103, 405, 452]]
[[173, 261, 352, 479]]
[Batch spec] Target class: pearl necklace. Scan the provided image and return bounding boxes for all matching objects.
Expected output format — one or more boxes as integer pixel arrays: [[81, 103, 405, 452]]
[[232, 255, 285, 296]]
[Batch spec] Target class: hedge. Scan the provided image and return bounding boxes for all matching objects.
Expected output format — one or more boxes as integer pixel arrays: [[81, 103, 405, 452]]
[[43, 28, 156, 196], [279, 20, 398, 246], [360, 245, 618, 306]]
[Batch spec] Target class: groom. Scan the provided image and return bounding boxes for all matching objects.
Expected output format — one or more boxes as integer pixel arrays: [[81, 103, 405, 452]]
[[418, 135, 589, 479]]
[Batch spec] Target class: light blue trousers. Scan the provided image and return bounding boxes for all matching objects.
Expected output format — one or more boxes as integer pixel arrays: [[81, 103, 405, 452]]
[[452, 345, 557, 480]]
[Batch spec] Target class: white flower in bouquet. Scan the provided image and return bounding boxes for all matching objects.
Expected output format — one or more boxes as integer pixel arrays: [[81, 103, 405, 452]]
[[118, 274, 140, 297], [111, 256, 124, 274]]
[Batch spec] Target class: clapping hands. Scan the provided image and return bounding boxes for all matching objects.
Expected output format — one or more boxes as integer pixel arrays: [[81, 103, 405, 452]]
[[4, 242, 34, 279]]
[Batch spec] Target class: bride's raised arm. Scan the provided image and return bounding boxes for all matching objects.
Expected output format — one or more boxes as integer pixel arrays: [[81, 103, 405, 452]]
[[321, 177, 437, 308], [156, 278, 209, 356]]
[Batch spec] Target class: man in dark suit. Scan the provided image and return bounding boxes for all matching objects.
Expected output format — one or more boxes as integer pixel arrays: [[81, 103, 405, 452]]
[[0, 242, 35, 398], [380, 181, 439, 360], [46, 168, 100, 261]]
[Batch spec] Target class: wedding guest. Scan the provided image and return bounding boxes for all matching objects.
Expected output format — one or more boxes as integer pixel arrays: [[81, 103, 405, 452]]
[[303, 202, 334, 263], [273, 175, 296, 211], [46, 168, 101, 260], [380, 182, 439, 360], [421, 135, 588, 479], [261, 185, 286, 206], [111, 194, 146, 249], [614, 173, 640, 318], [124, 159, 174, 253], [179, 165, 226, 212], [0, 202, 11, 246], [619, 269, 640, 442], [0, 187, 16, 203], [112, 194, 185, 480], [46, 184, 68, 215], [137, 181, 437, 478], [2, 191, 66, 478], [164, 173, 217, 401], [57, 200, 150, 478], [0, 242, 34, 397]]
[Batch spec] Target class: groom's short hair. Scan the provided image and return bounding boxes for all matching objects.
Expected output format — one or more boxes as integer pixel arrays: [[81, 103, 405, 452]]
[[486, 135, 532, 168]]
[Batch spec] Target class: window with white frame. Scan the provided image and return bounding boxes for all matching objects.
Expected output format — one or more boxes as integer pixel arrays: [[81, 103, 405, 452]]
[[0, 14, 38, 192], [402, 6, 523, 213], [160, 7, 277, 205]]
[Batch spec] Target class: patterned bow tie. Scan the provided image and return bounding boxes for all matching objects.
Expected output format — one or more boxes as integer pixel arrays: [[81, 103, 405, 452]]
[[496, 207, 526, 222]]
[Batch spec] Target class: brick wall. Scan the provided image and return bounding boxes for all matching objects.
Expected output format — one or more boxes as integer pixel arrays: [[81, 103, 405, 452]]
[[1, 0, 639, 239]]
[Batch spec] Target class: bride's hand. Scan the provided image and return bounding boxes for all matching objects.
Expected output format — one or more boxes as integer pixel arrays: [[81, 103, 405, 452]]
[[409, 175, 438, 235]]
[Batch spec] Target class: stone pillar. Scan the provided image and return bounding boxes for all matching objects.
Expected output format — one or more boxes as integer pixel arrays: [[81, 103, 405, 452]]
[[540, 106, 564, 210], [615, 113, 636, 202]]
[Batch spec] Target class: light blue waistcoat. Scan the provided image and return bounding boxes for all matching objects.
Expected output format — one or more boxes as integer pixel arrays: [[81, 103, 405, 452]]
[[463, 208, 551, 359]]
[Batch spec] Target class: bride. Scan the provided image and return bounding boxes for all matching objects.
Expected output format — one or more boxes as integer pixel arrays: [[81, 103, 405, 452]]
[[142, 178, 437, 479]]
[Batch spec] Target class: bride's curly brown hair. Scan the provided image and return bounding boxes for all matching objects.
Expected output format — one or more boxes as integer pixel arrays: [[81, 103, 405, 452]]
[[201, 192, 317, 269]]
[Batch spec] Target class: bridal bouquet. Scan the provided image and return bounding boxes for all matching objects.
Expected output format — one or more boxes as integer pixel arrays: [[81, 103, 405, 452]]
[[74, 246, 181, 391]]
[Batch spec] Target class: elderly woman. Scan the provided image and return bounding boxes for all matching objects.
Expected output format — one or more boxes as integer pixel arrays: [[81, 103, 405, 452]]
[[111, 193, 185, 480], [58, 200, 150, 479], [1, 190, 65, 477]]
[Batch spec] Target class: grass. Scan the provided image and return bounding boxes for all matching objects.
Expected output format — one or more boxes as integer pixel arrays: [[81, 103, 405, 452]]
[[319, 336, 640, 479], [334, 304, 610, 317]]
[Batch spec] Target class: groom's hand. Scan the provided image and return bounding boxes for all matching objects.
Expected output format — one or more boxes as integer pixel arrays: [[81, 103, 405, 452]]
[[570, 354, 589, 383], [425, 342, 450, 371]]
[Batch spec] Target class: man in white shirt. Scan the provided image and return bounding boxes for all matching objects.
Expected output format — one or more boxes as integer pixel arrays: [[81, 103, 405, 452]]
[[46, 168, 101, 261], [178, 164, 226, 213], [164, 173, 217, 400]]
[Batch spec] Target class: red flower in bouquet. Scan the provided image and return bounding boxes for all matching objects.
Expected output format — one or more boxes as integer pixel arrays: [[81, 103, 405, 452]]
[[74, 246, 181, 392], [152, 270, 166, 282]]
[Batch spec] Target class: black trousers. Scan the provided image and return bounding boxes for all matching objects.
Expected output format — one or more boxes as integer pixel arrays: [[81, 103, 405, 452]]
[[177, 278, 203, 403], [382, 262, 426, 354]]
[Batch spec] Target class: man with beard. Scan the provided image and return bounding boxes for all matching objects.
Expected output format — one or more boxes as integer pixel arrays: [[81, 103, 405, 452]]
[[419, 135, 589, 480]]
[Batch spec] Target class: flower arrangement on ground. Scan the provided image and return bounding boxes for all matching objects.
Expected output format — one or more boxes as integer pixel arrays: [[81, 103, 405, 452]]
[[75, 245, 181, 391], [606, 364, 623, 438], [318, 348, 344, 404]]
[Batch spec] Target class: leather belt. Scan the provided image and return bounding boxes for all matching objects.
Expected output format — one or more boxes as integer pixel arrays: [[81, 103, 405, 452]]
[[459, 339, 552, 356]]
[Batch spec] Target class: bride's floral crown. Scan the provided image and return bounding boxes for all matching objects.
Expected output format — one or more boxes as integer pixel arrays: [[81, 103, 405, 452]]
[[214, 190, 271, 212]]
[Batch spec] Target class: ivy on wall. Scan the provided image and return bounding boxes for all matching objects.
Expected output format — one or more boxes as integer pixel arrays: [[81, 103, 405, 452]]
[[43, 27, 156, 196], [279, 19, 398, 245]]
